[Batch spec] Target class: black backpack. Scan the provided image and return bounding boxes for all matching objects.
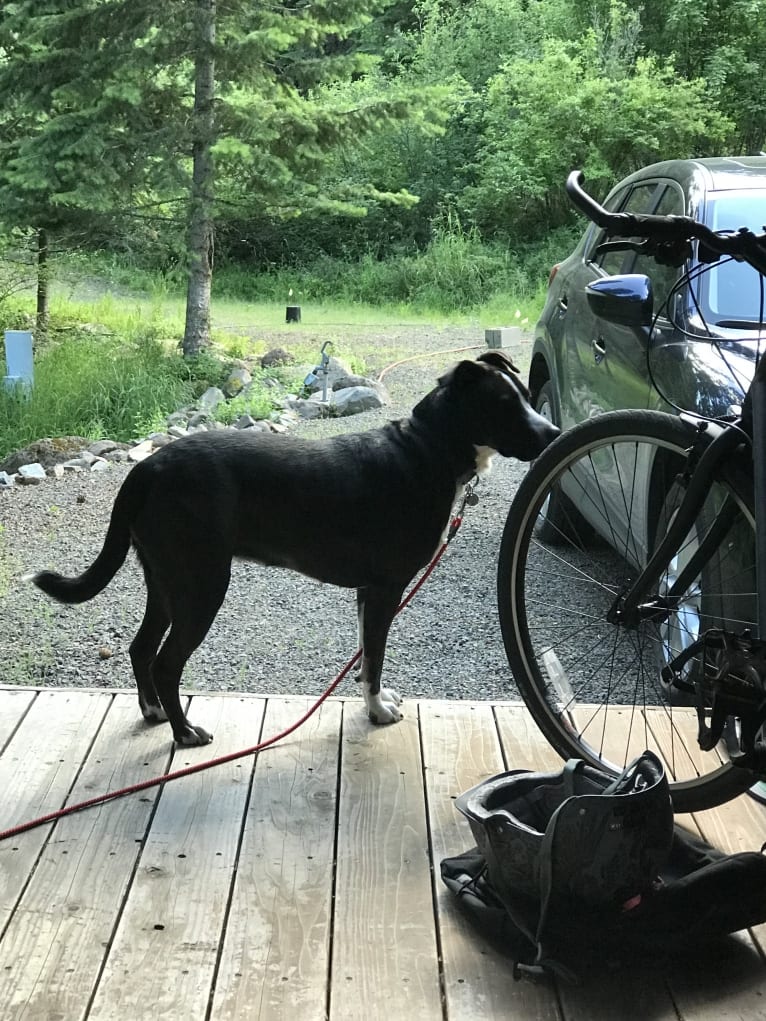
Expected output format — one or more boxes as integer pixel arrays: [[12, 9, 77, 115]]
[[441, 752, 766, 983]]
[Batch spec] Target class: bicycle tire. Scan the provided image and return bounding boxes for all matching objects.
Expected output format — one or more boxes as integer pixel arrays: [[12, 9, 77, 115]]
[[498, 409, 757, 812]]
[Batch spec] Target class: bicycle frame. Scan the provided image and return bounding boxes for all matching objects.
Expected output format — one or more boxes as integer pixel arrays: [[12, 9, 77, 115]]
[[609, 417, 747, 628], [750, 353, 766, 638]]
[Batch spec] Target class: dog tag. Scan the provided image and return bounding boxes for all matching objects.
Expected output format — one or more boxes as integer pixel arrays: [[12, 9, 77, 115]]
[[466, 491, 479, 507]]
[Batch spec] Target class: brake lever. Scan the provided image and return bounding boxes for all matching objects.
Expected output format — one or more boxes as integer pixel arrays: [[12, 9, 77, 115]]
[[594, 239, 643, 257]]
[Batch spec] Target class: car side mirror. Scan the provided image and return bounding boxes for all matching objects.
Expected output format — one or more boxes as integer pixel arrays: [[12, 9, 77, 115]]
[[585, 274, 654, 332]]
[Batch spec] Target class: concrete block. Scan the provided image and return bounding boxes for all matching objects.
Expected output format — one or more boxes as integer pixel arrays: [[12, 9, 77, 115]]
[[485, 326, 524, 349]]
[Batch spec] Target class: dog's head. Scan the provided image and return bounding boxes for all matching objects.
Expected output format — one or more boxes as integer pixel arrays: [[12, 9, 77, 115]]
[[438, 350, 559, 461]]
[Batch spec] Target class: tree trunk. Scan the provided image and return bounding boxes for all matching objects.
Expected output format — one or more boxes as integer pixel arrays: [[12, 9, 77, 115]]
[[36, 228, 49, 337], [182, 0, 216, 358]]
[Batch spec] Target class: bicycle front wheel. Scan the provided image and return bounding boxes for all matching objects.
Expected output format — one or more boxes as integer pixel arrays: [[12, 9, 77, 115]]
[[498, 410, 756, 812]]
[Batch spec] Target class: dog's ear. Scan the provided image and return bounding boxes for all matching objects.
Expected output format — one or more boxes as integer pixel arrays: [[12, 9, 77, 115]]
[[477, 350, 521, 375], [439, 352, 521, 390], [439, 359, 485, 389]]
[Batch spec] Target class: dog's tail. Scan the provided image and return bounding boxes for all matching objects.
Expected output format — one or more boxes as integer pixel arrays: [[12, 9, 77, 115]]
[[27, 466, 143, 604]]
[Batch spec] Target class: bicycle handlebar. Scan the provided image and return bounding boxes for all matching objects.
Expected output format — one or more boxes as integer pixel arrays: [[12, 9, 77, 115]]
[[566, 170, 766, 274]]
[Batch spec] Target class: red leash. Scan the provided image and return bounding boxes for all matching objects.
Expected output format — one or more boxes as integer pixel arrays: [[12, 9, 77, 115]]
[[0, 506, 470, 843]]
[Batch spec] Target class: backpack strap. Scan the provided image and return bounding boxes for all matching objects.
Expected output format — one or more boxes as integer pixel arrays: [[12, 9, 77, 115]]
[[515, 759, 589, 983]]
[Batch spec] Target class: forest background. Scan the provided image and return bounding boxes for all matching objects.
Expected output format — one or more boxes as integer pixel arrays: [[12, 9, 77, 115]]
[[0, 0, 765, 453]]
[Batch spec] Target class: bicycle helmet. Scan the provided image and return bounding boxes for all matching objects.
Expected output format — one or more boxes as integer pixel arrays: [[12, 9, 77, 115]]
[[455, 751, 674, 909]]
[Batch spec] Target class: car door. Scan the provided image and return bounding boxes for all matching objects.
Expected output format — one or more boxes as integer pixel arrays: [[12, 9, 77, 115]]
[[562, 180, 685, 422]]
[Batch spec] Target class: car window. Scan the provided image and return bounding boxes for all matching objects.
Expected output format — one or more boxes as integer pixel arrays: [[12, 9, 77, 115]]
[[583, 186, 629, 263], [701, 190, 766, 325], [594, 183, 663, 275], [630, 185, 685, 312]]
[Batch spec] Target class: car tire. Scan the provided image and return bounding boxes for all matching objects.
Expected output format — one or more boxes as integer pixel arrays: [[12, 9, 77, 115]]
[[533, 381, 591, 545]]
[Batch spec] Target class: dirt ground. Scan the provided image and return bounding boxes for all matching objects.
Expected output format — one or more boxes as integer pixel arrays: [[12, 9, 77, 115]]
[[0, 323, 534, 709]]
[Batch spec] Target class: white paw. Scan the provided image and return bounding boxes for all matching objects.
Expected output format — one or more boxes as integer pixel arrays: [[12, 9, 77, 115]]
[[365, 691, 403, 725], [176, 724, 213, 746]]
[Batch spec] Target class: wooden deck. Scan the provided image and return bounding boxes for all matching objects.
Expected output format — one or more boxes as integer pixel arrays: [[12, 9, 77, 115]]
[[1, 687, 765, 1020]]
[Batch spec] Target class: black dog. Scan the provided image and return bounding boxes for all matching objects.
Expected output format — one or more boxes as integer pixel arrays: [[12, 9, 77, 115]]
[[29, 351, 558, 745]]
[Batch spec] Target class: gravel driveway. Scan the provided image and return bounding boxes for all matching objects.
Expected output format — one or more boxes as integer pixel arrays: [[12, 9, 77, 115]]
[[0, 324, 532, 705]]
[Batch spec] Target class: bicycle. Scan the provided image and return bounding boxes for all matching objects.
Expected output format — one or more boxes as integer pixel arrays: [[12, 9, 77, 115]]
[[497, 170, 766, 812]]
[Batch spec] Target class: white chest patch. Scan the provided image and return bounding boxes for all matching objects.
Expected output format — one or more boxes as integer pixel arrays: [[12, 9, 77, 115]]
[[473, 445, 495, 476]]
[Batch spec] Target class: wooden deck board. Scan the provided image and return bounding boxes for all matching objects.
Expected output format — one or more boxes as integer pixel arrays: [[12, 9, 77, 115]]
[[0, 688, 765, 1020], [212, 697, 341, 1021], [420, 701, 561, 1020], [0, 693, 174, 1020], [88, 695, 266, 1020], [330, 708, 441, 1020]]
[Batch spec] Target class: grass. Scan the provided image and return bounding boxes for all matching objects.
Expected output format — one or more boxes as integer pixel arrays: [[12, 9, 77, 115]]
[[55, 219, 568, 326], [0, 333, 195, 456], [0, 227, 570, 460]]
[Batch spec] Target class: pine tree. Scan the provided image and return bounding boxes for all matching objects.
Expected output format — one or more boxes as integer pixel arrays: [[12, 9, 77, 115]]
[[0, 0, 445, 353]]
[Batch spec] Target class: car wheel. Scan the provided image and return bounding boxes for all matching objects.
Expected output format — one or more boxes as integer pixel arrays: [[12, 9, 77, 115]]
[[533, 381, 590, 545]]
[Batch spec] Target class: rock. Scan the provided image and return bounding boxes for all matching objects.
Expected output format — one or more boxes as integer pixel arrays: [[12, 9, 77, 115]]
[[333, 374, 389, 404], [261, 347, 294, 368], [0, 436, 91, 474], [17, 462, 47, 484], [166, 411, 188, 427], [198, 386, 225, 411], [148, 432, 172, 447], [187, 411, 211, 429], [101, 444, 130, 461], [168, 425, 188, 439], [330, 386, 385, 416], [293, 400, 325, 420], [233, 414, 257, 430], [88, 439, 125, 458], [128, 440, 154, 462], [0, 471, 15, 489], [223, 367, 252, 397]]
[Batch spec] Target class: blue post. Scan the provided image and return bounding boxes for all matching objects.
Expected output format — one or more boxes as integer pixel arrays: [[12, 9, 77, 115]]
[[3, 330, 34, 392]]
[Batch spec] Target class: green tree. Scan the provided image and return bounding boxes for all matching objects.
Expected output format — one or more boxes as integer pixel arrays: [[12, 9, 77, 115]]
[[0, 0, 446, 353], [640, 0, 766, 152], [465, 28, 733, 236]]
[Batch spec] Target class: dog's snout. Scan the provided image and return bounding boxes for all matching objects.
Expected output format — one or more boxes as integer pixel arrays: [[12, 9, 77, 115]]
[[533, 418, 560, 457], [542, 419, 560, 445], [516, 407, 560, 461]]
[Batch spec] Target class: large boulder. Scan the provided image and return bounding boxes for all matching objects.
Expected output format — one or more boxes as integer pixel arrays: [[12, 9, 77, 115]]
[[0, 436, 91, 474], [330, 386, 384, 416]]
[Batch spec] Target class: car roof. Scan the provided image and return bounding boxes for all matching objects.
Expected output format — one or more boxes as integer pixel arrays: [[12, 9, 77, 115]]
[[615, 156, 766, 194]]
